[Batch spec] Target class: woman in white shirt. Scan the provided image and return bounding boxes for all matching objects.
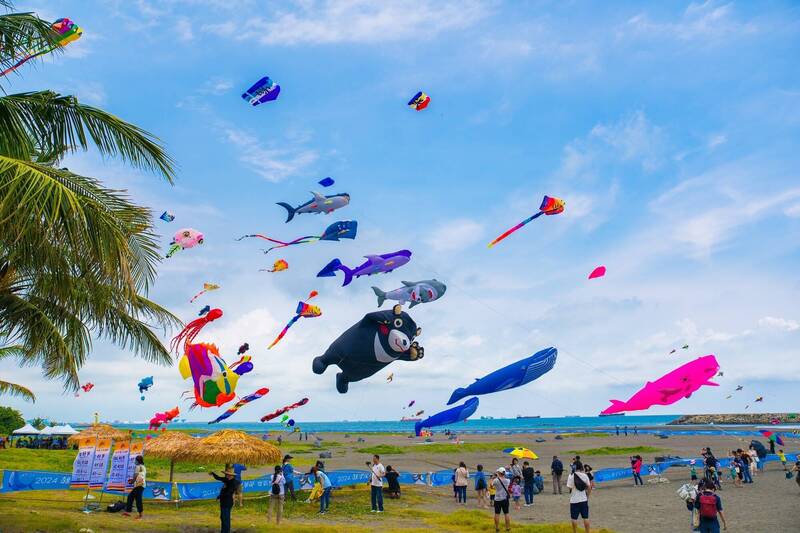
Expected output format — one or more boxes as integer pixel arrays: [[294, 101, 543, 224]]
[[267, 465, 285, 525], [455, 462, 469, 505]]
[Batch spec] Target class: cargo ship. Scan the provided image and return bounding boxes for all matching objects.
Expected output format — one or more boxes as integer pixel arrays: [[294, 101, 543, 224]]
[[516, 415, 541, 419]]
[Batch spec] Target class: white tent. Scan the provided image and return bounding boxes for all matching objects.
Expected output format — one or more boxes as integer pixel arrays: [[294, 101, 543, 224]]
[[11, 423, 40, 435], [48, 425, 78, 436]]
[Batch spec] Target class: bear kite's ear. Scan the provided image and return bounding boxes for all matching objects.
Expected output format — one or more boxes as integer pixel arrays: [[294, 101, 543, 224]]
[[392, 304, 402, 316], [416, 327, 422, 337]]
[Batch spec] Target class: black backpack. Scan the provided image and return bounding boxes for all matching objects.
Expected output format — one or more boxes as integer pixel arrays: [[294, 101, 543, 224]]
[[572, 472, 587, 492], [106, 501, 125, 513], [271, 474, 281, 495]]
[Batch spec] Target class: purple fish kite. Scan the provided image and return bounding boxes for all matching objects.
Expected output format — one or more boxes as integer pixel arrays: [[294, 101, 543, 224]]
[[317, 250, 412, 287]]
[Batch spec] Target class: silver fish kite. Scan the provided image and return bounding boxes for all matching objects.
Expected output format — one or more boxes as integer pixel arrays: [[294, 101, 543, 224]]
[[276, 191, 350, 223], [372, 280, 447, 308]]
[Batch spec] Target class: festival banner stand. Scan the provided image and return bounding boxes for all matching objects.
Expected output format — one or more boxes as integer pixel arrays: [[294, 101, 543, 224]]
[[85, 438, 112, 513], [68, 437, 97, 512]]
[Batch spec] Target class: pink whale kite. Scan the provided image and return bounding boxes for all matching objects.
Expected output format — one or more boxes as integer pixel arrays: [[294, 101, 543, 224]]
[[588, 266, 606, 280], [600, 355, 720, 415]]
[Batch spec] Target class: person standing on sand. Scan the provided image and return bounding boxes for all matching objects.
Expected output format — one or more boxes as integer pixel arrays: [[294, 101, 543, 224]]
[[566, 461, 591, 533], [491, 467, 512, 533], [615, 426, 619, 436], [475, 464, 488, 507], [211, 467, 240, 533], [522, 461, 535, 507], [693, 480, 727, 532], [369, 454, 386, 513], [778, 449, 787, 470], [455, 461, 469, 504], [122, 455, 145, 519], [509, 457, 523, 481], [631, 455, 643, 486], [623, 425, 628, 436], [551, 455, 564, 494]]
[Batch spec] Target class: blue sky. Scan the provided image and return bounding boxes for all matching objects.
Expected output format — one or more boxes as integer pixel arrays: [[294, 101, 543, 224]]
[[6, 0, 800, 423]]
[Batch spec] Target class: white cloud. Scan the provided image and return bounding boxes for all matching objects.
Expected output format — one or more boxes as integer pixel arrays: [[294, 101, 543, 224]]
[[758, 316, 800, 332], [175, 17, 194, 41], [423, 219, 484, 252], [707, 133, 727, 149], [202, 0, 487, 45], [222, 127, 318, 182], [621, 1, 757, 43], [784, 203, 800, 218]]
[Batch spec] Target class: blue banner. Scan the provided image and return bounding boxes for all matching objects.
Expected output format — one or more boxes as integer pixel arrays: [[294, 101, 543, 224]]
[[1, 470, 171, 499]]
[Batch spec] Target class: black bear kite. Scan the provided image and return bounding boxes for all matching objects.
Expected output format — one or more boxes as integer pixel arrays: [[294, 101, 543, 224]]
[[312, 305, 424, 393]]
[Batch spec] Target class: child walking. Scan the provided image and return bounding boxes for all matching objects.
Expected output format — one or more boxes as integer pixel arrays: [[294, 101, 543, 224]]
[[511, 476, 522, 511]]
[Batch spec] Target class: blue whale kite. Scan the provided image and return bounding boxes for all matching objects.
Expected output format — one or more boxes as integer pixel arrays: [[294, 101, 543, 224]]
[[447, 347, 557, 405], [415, 397, 479, 436]]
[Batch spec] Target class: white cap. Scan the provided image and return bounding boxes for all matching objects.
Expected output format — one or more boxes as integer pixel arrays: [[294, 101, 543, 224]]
[[496, 467, 506, 474]]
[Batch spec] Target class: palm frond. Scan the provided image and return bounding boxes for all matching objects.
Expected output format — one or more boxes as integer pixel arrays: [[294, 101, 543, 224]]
[[0, 378, 35, 402], [0, 92, 175, 180], [0, 13, 60, 75]]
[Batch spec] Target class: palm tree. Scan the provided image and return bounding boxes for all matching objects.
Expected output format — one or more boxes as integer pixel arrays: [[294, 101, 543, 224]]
[[0, 4, 181, 395]]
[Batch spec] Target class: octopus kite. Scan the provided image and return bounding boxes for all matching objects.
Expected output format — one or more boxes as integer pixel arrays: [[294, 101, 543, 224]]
[[172, 309, 253, 408], [488, 195, 565, 248]]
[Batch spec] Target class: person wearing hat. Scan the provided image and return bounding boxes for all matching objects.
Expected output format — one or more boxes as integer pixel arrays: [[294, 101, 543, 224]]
[[490, 467, 512, 532], [282, 454, 296, 501], [210, 466, 241, 533]]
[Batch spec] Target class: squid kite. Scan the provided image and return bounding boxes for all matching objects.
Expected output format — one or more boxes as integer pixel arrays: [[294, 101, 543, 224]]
[[488, 195, 565, 248], [260, 397, 310, 422], [0, 18, 82, 78], [261, 259, 288, 273], [209, 387, 269, 424], [237, 220, 358, 254], [268, 291, 321, 349], [190, 283, 220, 303]]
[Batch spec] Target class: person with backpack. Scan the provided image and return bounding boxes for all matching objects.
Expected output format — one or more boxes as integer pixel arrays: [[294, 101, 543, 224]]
[[522, 461, 535, 506], [566, 461, 591, 533], [210, 466, 240, 533], [693, 481, 727, 532], [267, 464, 285, 525], [491, 467, 512, 533], [551, 455, 564, 494]]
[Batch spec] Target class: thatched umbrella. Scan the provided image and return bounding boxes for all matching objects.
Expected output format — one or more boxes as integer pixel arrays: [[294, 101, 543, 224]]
[[141, 431, 197, 483], [176, 429, 281, 468], [68, 424, 131, 444]]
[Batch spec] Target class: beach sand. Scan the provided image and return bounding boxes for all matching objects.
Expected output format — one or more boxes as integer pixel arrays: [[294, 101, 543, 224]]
[[167, 427, 797, 532]]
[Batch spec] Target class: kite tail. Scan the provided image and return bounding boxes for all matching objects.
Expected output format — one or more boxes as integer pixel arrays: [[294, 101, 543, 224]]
[[276, 202, 296, 223], [372, 286, 387, 307], [166, 243, 182, 258], [268, 315, 301, 349]]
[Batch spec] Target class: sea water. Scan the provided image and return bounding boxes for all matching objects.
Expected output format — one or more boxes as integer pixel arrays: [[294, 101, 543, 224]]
[[108, 414, 678, 434]]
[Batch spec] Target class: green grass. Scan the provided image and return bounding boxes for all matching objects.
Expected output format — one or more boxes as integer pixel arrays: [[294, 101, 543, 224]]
[[0, 488, 617, 533], [556, 432, 611, 438], [356, 444, 406, 455], [567, 446, 663, 456]]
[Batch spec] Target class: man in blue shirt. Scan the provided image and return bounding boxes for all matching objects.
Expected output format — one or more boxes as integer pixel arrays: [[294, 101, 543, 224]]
[[282, 455, 296, 500], [232, 464, 246, 507]]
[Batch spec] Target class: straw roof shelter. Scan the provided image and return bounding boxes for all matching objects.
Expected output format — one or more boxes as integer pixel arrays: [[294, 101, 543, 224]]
[[176, 429, 281, 467], [141, 431, 198, 483], [67, 424, 131, 444]]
